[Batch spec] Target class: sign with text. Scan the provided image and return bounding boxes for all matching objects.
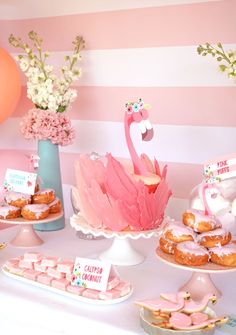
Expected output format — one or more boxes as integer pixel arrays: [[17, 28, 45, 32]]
[[72, 257, 111, 291], [4, 169, 37, 195], [204, 153, 236, 181]]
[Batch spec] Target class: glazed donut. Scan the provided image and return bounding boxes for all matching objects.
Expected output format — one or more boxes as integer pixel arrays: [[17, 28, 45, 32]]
[[159, 236, 176, 254], [5, 191, 31, 208], [48, 197, 62, 214], [182, 209, 221, 233], [209, 243, 236, 267], [174, 241, 209, 266], [32, 188, 55, 205], [21, 204, 50, 220], [34, 183, 40, 193], [163, 221, 196, 243], [197, 228, 231, 248], [0, 205, 21, 219]]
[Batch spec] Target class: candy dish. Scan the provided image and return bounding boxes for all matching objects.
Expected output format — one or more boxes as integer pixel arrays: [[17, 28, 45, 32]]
[[2, 266, 133, 305], [140, 307, 217, 335]]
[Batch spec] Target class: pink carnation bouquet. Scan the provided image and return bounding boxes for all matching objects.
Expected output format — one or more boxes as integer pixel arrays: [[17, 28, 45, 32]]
[[20, 109, 75, 146]]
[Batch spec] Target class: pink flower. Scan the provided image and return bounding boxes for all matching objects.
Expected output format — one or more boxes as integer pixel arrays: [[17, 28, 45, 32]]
[[20, 108, 75, 146]]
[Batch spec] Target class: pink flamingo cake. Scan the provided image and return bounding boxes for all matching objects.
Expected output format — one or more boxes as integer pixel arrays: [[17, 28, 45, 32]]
[[74, 99, 172, 231]]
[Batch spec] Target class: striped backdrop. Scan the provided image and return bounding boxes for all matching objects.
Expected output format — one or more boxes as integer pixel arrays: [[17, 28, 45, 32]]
[[0, 0, 235, 221]]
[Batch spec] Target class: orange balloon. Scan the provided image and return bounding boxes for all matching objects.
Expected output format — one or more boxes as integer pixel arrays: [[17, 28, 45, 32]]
[[0, 48, 21, 123]]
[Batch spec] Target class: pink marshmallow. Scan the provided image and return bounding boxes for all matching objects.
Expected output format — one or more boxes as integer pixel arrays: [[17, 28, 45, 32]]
[[34, 262, 48, 272], [19, 259, 34, 269], [114, 281, 131, 296], [8, 264, 26, 276], [66, 273, 75, 282], [24, 252, 43, 262], [23, 269, 41, 281], [37, 273, 53, 285], [82, 289, 100, 300], [41, 256, 59, 267], [51, 278, 70, 291], [5, 258, 20, 269], [99, 289, 121, 300], [107, 275, 120, 290], [67, 285, 85, 295], [57, 260, 74, 274], [47, 267, 66, 279]]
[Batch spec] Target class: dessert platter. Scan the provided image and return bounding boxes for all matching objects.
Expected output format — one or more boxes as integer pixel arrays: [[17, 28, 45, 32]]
[[71, 100, 172, 265], [2, 251, 133, 305], [0, 188, 63, 247], [135, 291, 228, 335]]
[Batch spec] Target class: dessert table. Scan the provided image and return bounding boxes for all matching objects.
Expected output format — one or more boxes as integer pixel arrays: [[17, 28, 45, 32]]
[[0, 222, 234, 335]]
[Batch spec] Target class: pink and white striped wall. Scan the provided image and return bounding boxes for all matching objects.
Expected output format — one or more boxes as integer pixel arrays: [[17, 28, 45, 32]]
[[0, 0, 235, 223]]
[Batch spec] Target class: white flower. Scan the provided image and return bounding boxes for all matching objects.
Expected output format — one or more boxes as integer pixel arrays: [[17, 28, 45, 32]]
[[19, 59, 29, 72]]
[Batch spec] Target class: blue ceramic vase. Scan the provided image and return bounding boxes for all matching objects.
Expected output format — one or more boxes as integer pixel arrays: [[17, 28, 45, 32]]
[[34, 139, 65, 231]]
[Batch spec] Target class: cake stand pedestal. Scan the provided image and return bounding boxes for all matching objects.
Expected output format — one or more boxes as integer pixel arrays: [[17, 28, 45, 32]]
[[0, 212, 63, 248], [156, 247, 236, 301], [70, 213, 160, 266]]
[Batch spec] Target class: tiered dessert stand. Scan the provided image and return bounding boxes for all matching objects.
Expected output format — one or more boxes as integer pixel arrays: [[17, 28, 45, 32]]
[[0, 212, 63, 247], [70, 213, 160, 266], [156, 247, 236, 300]]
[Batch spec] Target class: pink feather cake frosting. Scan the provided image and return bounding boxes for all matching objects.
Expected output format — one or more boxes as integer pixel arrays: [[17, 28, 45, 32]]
[[74, 99, 172, 231]]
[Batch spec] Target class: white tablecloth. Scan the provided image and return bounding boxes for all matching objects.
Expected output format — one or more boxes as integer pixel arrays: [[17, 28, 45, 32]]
[[0, 222, 235, 335]]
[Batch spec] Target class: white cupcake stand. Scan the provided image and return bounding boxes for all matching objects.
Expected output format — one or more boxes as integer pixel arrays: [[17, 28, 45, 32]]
[[156, 247, 236, 300], [70, 213, 160, 266], [0, 212, 63, 247]]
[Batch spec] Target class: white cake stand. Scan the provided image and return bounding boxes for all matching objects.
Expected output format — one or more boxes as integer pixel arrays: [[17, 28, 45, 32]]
[[0, 212, 63, 247], [156, 247, 236, 300], [70, 213, 160, 266]]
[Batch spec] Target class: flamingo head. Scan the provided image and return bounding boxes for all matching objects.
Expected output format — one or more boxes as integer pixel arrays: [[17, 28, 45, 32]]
[[125, 98, 154, 141]]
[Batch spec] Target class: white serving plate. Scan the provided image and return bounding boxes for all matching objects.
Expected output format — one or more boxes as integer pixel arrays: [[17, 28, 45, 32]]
[[2, 266, 133, 305]]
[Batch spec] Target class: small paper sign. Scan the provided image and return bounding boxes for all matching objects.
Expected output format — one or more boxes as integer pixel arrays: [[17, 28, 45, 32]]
[[204, 153, 236, 182], [4, 168, 37, 195], [72, 257, 111, 291]]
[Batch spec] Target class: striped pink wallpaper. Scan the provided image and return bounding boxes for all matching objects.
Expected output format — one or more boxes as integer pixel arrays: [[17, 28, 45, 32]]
[[0, 0, 235, 203]]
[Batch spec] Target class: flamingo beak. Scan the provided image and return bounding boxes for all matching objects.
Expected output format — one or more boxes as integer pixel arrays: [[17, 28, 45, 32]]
[[211, 296, 217, 304], [138, 119, 154, 141], [184, 292, 191, 300]]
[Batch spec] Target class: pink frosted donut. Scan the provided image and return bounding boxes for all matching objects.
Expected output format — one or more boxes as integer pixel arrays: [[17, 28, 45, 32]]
[[21, 204, 50, 220], [5, 191, 31, 208], [32, 188, 55, 204], [163, 221, 196, 243], [197, 228, 231, 248], [48, 197, 62, 214], [209, 243, 236, 267], [0, 205, 21, 219], [183, 209, 221, 233], [174, 241, 209, 266]]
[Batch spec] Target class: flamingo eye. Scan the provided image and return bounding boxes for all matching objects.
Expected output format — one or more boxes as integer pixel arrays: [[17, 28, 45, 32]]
[[126, 105, 133, 114], [133, 103, 140, 113]]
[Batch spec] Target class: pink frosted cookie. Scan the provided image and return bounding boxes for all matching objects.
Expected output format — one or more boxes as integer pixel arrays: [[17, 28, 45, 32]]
[[41, 256, 60, 267], [67, 285, 85, 295], [99, 289, 121, 300], [66, 273, 75, 282], [24, 252, 43, 262], [51, 278, 70, 290], [113, 281, 131, 296], [23, 269, 41, 281], [37, 273, 53, 285], [47, 266, 66, 279], [82, 289, 100, 300], [191, 312, 209, 325], [19, 259, 34, 269], [57, 260, 74, 274]]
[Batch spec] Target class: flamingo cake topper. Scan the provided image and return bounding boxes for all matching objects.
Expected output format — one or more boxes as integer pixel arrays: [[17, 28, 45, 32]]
[[74, 99, 172, 231]]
